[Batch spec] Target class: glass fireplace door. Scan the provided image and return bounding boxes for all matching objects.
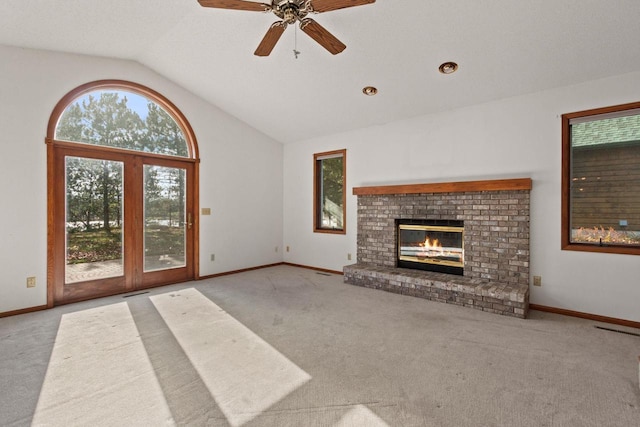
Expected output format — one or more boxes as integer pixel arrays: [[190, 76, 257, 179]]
[[397, 220, 464, 275]]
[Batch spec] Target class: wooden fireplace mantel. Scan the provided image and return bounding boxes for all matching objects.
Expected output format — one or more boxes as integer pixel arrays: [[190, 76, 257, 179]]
[[352, 178, 532, 196]]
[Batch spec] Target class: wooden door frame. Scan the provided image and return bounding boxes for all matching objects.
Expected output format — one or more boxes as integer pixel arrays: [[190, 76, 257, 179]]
[[46, 80, 200, 307]]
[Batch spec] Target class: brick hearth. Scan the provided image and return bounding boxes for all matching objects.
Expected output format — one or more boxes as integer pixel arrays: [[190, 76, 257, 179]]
[[343, 264, 529, 318], [344, 179, 532, 318]]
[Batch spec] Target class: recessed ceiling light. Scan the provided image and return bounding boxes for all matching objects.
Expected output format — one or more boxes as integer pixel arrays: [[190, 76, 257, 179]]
[[438, 61, 459, 74], [362, 86, 378, 96]]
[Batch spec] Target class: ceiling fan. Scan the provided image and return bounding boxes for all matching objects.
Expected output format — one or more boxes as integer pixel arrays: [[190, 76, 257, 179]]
[[198, 0, 376, 56]]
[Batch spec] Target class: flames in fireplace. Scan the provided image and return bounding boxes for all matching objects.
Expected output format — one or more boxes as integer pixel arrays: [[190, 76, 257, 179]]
[[423, 237, 442, 252], [415, 237, 462, 262]]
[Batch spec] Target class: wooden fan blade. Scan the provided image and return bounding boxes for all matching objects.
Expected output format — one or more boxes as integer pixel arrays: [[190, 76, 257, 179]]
[[300, 18, 346, 55], [310, 0, 375, 13], [254, 21, 287, 56], [198, 0, 270, 12]]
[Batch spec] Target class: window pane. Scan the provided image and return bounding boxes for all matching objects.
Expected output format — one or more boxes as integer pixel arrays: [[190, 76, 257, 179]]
[[321, 156, 344, 229], [144, 165, 187, 272], [55, 90, 189, 157], [65, 157, 124, 283], [570, 113, 640, 246]]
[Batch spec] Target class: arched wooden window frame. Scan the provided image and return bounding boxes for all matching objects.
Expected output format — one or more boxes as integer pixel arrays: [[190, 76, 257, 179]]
[[45, 80, 201, 307]]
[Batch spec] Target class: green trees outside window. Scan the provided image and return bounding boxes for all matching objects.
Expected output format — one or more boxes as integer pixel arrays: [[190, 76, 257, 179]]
[[56, 90, 190, 267], [56, 91, 188, 156]]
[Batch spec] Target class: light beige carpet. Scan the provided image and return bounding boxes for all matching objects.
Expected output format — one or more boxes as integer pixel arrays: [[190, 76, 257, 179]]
[[1, 265, 639, 426]]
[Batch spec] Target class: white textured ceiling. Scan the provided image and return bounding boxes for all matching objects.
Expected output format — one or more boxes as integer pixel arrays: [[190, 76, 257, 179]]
[[1, 0, 639, 143]]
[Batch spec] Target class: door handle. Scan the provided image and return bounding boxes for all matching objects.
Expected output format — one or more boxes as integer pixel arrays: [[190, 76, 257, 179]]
[[182, 213, 193, 229]]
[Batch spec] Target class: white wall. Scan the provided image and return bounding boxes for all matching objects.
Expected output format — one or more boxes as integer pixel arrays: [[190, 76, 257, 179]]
[[3, 43, 638, 323], [0, 45, 283, 313], [283, 71, 640, 323]]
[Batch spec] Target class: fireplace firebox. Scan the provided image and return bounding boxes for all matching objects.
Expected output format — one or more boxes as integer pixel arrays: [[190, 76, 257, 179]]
[[397, 219, 464, 275]]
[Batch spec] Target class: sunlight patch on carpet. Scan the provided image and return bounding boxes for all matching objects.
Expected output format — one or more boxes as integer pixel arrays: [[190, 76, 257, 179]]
[[32, 302, 174, 426], [334, 404, 389, 426], [150, 288, 311, 427]]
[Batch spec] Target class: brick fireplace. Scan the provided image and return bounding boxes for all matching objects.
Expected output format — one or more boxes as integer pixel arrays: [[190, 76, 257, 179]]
[[344, 178, 532, 318]]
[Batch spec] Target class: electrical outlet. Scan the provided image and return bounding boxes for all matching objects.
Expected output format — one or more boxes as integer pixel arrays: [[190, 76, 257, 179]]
[[533, 276, 542, 287], [201, 208, 211, 215], [210, 254, 215, 262], [26, 276, 36, 288], [347, 253, 352, 261]]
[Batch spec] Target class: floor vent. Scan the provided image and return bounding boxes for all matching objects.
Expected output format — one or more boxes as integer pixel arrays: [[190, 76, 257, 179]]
[[123, 291, 150, 298], [594, 325, 640, 337]]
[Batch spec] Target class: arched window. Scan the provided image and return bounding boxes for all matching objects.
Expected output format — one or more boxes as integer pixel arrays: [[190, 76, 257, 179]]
[[50, 81, 197, 159], [47, 80, 199, 306], [55, 89, 189, 157]]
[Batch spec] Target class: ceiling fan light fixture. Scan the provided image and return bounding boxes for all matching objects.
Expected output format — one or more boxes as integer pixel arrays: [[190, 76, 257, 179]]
[[438, 61, 459, 74], [198, 0, 377, 56], [362, 86, 378, 96]]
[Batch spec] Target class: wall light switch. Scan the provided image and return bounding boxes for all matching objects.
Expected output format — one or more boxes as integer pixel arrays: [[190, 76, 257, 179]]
[[26, 276, 36, 288]]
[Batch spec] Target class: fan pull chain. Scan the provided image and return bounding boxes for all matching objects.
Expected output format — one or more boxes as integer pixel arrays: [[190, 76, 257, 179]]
[[293, 25, 301, 59]]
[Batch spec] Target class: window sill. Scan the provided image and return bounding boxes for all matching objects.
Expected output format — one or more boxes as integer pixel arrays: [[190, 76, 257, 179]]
[[314, 228, 346, 235], [561, 242, 640, 256]]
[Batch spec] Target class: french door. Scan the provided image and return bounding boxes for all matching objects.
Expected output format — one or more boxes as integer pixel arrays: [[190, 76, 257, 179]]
[[50, 144, 195, 305]]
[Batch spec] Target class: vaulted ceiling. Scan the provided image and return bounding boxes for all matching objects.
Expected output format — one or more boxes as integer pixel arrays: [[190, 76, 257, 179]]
[[1, 0, 639, 143]]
